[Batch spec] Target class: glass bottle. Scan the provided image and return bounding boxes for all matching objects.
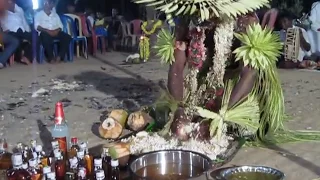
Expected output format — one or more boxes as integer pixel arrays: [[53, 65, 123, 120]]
[[102, 148, 111, 178], [66, 157, 78, 180], [68, 137, 79, 159], [51, 102, 70, 157], [27, 158, 42, 180], [46, 172, 56, 180], [94, 158, 102, 172], [6, 153, 31, 180], [54, 150, 66, 180], [77, 150, 87, 180], [30, 140, 37, 154], [95, 170, 105, 180], [36, 145, 49, 168], [0, 138, 12, 170], [80, 142, 93, 177], [93, 158, 103, 180], [110, 159, 120, 180], [42, 166, 51, 180]]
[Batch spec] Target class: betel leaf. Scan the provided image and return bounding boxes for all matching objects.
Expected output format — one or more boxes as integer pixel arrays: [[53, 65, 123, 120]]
[[108, 146, 118, 159]]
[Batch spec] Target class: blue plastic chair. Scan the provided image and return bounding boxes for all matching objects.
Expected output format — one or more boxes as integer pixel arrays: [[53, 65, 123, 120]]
[[59, 15, 77, 61], [37, 16, 74, 64], [64, 14, 88, 59]]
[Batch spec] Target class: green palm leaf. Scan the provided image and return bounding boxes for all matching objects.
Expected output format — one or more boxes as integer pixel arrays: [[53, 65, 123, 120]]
[[153, 28, 176, 65], [134, 0, 270, 22], [233, 23, 283, 70]]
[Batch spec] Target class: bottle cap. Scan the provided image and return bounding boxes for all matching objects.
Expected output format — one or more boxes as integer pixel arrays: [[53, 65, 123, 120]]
[[79, 142, 87, 149], [46, 172, 56, 179], [43, 166, 51, 174], [71, 137, 78, 144], [54, 150, 62, 158], [28, 158, 37, 167], [95, 170, 105, 178], [77, 150, 84, 158], [111, 159, 119, 167], [35, 145, 43, 152], [21, 163, 28, 169], [16, 142, 23, 149], [51, 140, 59, 148], [94, 158, 102, 166], [11, 153, 23, 166], [54, 102, 65, 124]]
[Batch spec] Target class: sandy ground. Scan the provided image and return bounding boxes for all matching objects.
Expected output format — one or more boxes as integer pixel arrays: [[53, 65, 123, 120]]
[[1, 52, 320, 179]]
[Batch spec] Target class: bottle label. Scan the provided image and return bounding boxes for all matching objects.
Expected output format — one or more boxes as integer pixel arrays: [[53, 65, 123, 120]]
[[94, 165, 102, 171], [78, 167, 87, 178], [54, 137, 67, 154], [12, 154, 23, 166]]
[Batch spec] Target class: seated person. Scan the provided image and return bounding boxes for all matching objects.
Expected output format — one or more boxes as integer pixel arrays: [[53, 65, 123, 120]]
[[0, 34, 19, 68], [278, 13, 315, 69], [84, 8, 95, 28], [1, 0, 32, 64], [34, 0, 72, 63], [66, 1, 75, 14]]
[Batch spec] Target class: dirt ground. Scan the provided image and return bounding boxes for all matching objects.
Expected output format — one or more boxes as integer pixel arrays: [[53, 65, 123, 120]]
[[1, 52, 319, 179]]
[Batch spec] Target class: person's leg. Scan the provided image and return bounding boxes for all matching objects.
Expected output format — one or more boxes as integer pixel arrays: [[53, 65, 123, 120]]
[[20, 31, 33, 64], [56, 31, 72, 61], [40, 32, 55, 63], [0, 33, 19, 67]]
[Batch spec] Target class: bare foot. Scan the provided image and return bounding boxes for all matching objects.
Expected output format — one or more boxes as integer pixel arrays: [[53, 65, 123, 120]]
[[21, 57, 31, 65], [56, 56, 61, 63]]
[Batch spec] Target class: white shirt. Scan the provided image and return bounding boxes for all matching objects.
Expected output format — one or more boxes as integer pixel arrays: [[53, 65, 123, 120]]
[[0, 4, 31, 32], [34, 10, 63, 33], [87, 16, 94, 27], [309, 2, 320, 31], [293, 26, 312, 62]]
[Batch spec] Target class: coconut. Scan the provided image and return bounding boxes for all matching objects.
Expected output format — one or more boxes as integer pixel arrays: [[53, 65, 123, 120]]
[[171, 108, 192, 141], [127, 111, 153, 131], [99, 109, 128, 139]]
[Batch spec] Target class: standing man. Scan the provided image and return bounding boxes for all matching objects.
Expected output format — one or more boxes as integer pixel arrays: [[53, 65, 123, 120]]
[[34, 0, 72, 63], [0, 0, 19, 68], [1, 0, 32, 64]]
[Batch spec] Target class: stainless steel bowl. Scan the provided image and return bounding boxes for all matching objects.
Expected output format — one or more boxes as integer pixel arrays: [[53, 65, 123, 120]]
[[129, 150, 213, 180], [220, 165, 285, 180]]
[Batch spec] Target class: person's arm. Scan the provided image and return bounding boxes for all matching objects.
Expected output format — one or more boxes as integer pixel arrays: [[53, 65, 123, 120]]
[[34, 13, 48, 32], [19, 9, 31, 32], [299, 29, 311, 51]]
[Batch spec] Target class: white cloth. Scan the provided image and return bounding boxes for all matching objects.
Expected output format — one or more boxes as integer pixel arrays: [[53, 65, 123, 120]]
[[309, 2, 320, 31], [292, 26, 311, 62], [87, 16, 94, 27], [34, 10, 63, 33], [307, 1, 320, 55], [1, 4, 31, 32]]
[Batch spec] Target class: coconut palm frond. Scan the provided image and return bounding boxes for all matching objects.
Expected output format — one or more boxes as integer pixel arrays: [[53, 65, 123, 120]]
[[153, 28, 176, 65], [233, 23, 284, 140], [233, 23, 283, 70], [134, 0, 270, 22], [196, 80, 260, 139]]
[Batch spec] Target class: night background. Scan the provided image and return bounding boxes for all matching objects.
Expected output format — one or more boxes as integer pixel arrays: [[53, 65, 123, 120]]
[[14, 0, 319, 20]]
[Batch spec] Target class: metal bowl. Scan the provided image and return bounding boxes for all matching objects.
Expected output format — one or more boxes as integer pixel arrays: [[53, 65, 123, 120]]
[[220, 165, 285, 180], [129, 150, 213, 180]]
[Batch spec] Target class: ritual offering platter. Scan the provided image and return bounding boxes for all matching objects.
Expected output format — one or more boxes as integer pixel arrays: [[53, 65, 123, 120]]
[[129, 150, 212, 180], [220, 166, 285, 180]]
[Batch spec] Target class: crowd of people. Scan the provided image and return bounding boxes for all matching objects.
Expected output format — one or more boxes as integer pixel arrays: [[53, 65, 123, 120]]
[[0, 0, 122, 68], [0, 0, 320, 70]]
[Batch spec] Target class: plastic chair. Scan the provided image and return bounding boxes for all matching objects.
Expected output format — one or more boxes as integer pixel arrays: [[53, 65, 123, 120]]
[[78, 14, 106, 55], [130, 19, 143, 35], [119, 22, 135, 49], [64, 13, 88, 59]]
